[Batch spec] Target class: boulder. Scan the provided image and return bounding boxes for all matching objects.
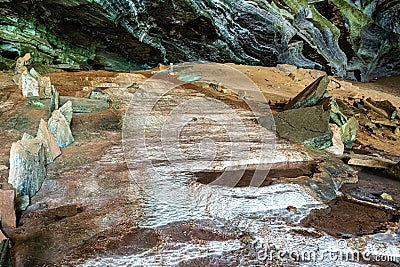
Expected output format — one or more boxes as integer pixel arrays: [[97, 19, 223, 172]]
[[284, 75, 330, 110], [265, 105, 333, 150], [38, 76, 53, 99], [48, 110, 74, 148], [37, 119, 61, 164], [19, 69, 39, 97], [8, 135, 46, 198], [0, 183, 16, 229]]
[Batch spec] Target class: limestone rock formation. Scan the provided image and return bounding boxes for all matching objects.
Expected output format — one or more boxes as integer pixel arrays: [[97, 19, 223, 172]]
[[0, 1, 399, 80]]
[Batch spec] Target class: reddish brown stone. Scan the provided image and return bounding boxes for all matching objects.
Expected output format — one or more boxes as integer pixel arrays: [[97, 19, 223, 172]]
[[0, 183, 16, 228]]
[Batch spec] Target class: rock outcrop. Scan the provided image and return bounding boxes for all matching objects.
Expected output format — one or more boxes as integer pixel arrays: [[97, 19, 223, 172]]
[[0, 0, 399, 80]]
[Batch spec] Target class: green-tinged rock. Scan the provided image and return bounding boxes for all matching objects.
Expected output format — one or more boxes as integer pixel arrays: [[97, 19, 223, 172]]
[[330, 99, 348, 126], [28, 96, 109, 113], [177, 72, 203, 83], [263, 105, 333, 150], [341, 117, 359, 149], [8, 134, 46, 198], [0, 238, 12, 267], [48, 110, 74, 148], [15, 194, 30, 212], [49, 89, 59, 114], [284, 75, 330, 110]]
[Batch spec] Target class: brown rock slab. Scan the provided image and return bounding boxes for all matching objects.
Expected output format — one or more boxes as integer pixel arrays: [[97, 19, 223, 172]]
[[347, 153, 396, 169], [0, 183, 16, 229]]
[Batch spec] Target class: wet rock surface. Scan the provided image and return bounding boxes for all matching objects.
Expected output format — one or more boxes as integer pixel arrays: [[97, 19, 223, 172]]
[[0, 65, 399, 266]]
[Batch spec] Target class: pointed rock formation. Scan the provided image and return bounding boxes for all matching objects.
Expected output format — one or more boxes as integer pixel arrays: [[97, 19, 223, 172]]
[[8, 134, 47, 199], [49, 87, 60, 114], [284, 75, 330, 110], [37, 119, 61, 164], [13, 53, 31, 84], [48, 110, 74, 148], [59, 100, 73, 125]]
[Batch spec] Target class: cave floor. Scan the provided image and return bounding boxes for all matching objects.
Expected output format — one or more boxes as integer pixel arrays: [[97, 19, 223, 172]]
[[0, 64, 399, 266]]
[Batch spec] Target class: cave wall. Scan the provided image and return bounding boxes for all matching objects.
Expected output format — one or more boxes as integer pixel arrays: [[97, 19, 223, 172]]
[[0, 0, 399, 81]]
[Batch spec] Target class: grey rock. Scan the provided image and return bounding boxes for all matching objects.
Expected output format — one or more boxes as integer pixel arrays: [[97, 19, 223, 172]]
[[8, 135, 46, 198], [263, 105, 333, 150], [19, 69, 39, 97], [284, 75, 330, 110], [48, 110, 74, 148], [37, 119, 61, 164], [59, 101, 73, 125]]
